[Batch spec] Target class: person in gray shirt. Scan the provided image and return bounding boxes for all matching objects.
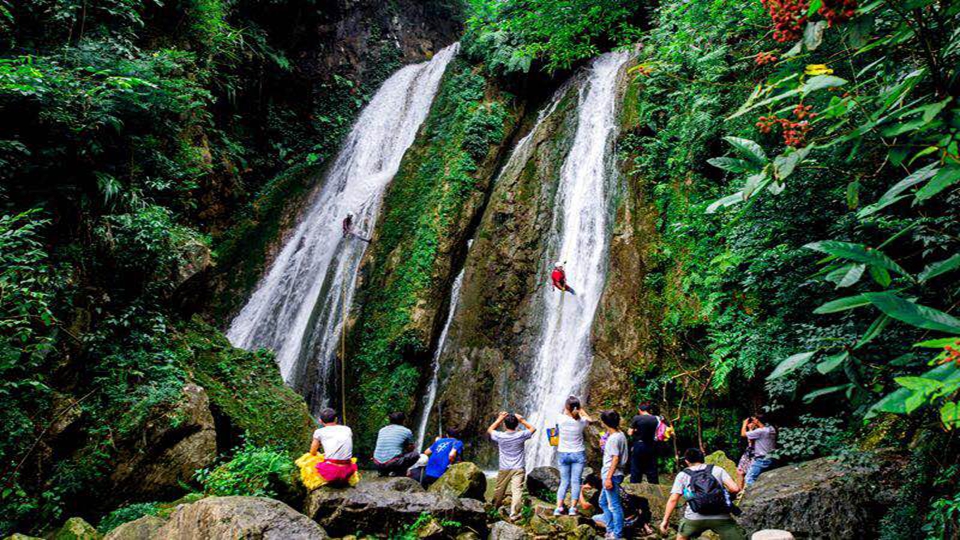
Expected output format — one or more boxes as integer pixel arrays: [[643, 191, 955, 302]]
[[488, 411, 536, 521], [742, 413, 777, 485], [598, 410, 628, 539]]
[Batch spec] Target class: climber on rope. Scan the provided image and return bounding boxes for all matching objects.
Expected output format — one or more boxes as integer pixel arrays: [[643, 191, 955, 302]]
[[342, 212, 371, 243], [551, 262, 576, 295]]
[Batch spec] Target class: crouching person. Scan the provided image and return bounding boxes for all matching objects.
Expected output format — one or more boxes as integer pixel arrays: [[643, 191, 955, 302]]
[[408, 427, 464, 487], [372, 411, 421, 477], [296, 407, 360, 489], [660, 448, 745, 540]]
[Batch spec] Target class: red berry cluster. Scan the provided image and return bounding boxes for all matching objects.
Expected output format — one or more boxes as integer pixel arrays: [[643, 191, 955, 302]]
[[755, 52, 779, 66], [755, 104, 815, 147], [818, 0, 857, 26], [634, 65, 652, 77], [761, 0, 810, 42], [942, 343, 960, 367]]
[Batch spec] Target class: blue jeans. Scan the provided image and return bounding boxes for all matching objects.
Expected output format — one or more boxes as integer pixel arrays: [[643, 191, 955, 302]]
[[598, 475, 624, 537], [556, 451, 586, 506], [745, 457, 774, 485]]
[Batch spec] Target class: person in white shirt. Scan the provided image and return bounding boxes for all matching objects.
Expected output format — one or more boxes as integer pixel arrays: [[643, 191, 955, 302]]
[[554, 395, 593, 516], [310, 407, 357, 487]]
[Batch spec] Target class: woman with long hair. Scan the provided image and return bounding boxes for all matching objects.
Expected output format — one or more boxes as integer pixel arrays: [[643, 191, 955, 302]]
[[554, 395, 592, 515]]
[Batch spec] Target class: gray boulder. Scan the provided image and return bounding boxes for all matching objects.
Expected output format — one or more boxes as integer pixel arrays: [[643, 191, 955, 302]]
[[304, 477, 486, 537], [154, 496, 327, 539], [525, 467, 560, 499], [104, 516, 165, 540], [739, 454, 905, 538], [488, 521, 527, 540], [428, 462, 487, 500]]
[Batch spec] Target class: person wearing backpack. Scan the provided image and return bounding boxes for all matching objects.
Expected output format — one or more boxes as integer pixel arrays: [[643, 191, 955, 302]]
[[660, 448, 746, 540]]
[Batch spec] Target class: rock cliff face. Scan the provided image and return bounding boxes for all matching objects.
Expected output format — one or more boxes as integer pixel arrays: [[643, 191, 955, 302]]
[[344, 57, 527, 451], [430, 79, 582, 460]]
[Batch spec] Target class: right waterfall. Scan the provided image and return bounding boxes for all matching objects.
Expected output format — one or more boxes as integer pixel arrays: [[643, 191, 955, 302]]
[[524, 51, 632, 469]]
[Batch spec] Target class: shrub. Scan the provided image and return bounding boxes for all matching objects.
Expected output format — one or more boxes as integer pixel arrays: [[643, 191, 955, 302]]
[[194, 440, 295, 499]]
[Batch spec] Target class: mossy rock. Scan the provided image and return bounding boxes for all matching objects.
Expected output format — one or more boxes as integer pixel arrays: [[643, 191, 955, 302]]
[[53, 517, 102, 540], [705, 450, 739, 482], [4, 534, 44, 540], [427, 462, 486, 500], [175, 318, 314, 455], [102, 516, 165, 540]]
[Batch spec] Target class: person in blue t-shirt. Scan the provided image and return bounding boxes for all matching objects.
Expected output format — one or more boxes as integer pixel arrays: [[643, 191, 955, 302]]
[[408, 427, 464, 487]]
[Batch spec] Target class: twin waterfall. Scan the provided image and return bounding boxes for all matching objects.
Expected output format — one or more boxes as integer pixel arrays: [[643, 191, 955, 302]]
[[227, 44, 459, 408], [228, 44, 629, 468], [524, 51, 630, 467]]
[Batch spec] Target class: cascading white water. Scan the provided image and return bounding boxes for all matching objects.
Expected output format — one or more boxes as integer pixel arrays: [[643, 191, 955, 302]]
[[227, 44, 459, 407], [414, 263, 466, 449], [524, 51, 631, 468]]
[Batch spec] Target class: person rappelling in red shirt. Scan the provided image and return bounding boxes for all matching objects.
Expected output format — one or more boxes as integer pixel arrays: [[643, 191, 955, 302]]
[[550, 262, 576, 296]]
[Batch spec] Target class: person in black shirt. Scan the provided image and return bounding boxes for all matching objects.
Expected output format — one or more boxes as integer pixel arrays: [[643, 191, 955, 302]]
[[627, 403, 660, 484]]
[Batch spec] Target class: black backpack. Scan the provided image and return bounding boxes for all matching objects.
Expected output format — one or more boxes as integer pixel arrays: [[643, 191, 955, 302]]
[[683, 465, 730, 515]]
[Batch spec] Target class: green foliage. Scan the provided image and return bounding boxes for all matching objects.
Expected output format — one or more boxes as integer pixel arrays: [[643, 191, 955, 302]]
[[194, 440, 295, 499], [463, 0, 646, 74], [97, 502, 161, 533]]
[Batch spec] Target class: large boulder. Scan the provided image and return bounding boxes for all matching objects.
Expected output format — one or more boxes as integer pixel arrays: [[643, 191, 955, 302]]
[[428, 462, 487, 500], [54, 517, 101, 540], [739, 454, 905, 537], [525, 467, 560, 499], [103, 516, 165, 540], [488, 521, 527, 540], [304, 477, 486, 537], [108, 384, 217, 505], [622, 480, 676, 526], [153, 496, 327, 539]]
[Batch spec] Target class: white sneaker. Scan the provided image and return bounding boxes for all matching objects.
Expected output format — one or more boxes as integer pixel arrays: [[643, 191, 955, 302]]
[[553, 507, 564, 516], [568, 507, 578, 516]]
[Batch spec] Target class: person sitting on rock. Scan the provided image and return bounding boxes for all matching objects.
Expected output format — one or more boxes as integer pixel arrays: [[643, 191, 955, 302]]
[[372, 411, 421, 477], [742, 414, 777, 486], [342, 213, 353, 237], [550, 262, 576, 295], [408, 426, 464, 487], [308, 407, 360, 488], [488, 411, 537, 521], [660, 448, 745, 540]]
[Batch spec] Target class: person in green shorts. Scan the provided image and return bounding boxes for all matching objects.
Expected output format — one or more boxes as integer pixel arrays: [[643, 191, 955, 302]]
[[660, 448, 746, 540]]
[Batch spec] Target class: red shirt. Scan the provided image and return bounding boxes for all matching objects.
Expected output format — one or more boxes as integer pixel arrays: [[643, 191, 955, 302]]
[[551, 268, 565, 288]]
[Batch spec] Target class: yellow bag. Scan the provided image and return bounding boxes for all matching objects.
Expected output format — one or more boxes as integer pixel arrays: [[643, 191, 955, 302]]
[[295, 453, 361, 490]]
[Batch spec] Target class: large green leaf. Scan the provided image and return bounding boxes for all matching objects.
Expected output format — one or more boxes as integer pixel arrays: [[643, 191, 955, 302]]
[[858, 163, 938, 217], [942, 402, 960, 430], [803, 384, 851, 403], [773, 147, 810, 180], [918, 254, 960, 283], [705, 192, 744, 214], [802, 75, 847, 94], [723, 136, 767, 165], [816, 351, 849, 374], [864, 292, 960, 333], [768, 351, 816, 380], [870, 363, 959, 418], [915, 165, 960, 201], [855, 314, 891, 349], [813, 294, 869, 314], [707, 157, 755, 174], [804, 240, 910, 277]]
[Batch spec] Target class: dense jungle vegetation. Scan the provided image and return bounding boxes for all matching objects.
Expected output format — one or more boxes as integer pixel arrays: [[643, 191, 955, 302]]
[[2, 0, 959, 536]]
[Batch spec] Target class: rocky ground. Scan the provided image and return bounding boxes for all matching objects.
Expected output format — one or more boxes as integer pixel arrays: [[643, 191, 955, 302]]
[[8, 451, 903, 540]]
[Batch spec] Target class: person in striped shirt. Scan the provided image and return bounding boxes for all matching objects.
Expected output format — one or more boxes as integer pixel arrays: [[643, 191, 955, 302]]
[[372, 412, 420, 477]]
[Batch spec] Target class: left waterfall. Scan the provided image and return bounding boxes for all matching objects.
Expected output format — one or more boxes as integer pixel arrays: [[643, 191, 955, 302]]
[[228, 44, 460, 411]]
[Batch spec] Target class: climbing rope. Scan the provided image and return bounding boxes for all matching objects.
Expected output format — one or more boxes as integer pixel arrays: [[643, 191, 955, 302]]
[[340, 282, 348, 426]]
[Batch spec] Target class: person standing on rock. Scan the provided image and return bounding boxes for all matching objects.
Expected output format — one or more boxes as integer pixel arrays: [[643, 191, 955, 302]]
[[408, 426, 464, 487], [660, 448, 745, 540], [743, 414, 777, 486], [554, 395, 592, 516], [372, 411, 421, 477], [551, 262, 577, 295], [308, 407, 360, 487], [627, 403, 660, 485], [488, 411, 537, 521], [599, 410, 628, 540]]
